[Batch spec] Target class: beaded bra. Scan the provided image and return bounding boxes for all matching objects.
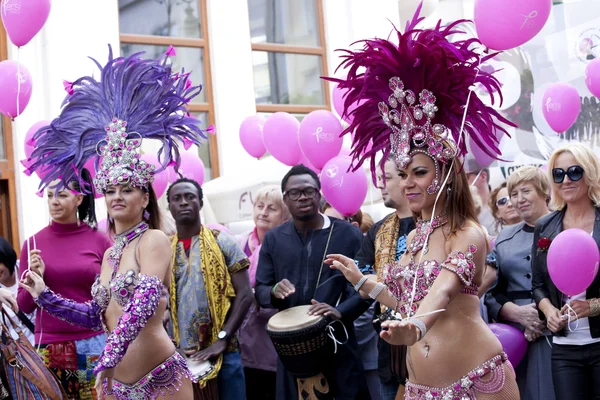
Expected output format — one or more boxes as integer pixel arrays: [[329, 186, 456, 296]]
[[91, 221, 149, 310], [384, 214, 479, 317]]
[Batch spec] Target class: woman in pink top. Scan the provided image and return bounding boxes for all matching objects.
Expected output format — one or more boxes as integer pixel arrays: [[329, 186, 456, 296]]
[[18, 168, 111, 400], [235, 185, 290, 400]]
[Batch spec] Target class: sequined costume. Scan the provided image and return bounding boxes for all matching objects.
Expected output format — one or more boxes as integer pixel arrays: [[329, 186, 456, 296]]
[[25, 45, 207, 399]]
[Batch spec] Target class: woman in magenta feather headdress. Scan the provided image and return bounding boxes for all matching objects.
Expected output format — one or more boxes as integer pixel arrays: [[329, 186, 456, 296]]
[[325, 6, 521, 400]]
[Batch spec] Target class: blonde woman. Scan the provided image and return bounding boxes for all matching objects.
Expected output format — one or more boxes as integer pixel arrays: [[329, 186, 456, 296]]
[[235, 185, 290, 400], [532, 143, 600, 400]]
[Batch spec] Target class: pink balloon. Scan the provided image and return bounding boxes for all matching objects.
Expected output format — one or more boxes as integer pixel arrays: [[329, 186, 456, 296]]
[[338, 147, 351, 157], [97, 218, 108, 233], [206, 223, 231, 234], [320, 155, 368, 216], [548, 229, 600, 296], [262, 112, 301, 166], [488, 323, 527, 367], [1, 0, 52, 47], [0, 60, 33, 118], [298, 110, 343, 170], [299, 151, 320, 174], [24, 120, 49, 159], [474, 0, 551, 51], [21, 157, 50, 180], [169, 151, 205, 186], [585, 58, 600, 98], [468, 128, 504, 168], [239, 115, 267, 159], [542, 83, 581, 133], [139, 154, 169, 198]]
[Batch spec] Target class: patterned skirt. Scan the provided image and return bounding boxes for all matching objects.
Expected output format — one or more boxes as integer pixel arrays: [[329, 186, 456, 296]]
[[37, 334, 106, 400]]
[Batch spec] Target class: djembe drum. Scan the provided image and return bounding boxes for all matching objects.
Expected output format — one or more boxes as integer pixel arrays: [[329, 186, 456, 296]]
[[182, 356, 218, 400], [266, 305, 334, 400]]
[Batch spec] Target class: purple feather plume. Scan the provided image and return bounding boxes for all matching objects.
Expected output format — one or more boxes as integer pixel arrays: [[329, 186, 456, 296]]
[[327, 8, 515, 181], [29, 45, 207, 192]]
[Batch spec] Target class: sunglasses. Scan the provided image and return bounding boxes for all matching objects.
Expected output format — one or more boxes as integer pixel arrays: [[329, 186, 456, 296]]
[[496, 196, 510, 207], [552, 165, 584, 184]]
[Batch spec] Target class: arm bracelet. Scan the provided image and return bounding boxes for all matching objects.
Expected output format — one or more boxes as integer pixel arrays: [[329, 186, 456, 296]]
[[34, 287, 103, 331], [589, 298, 600, 318], [408, 317, 427, 341], [94, 274, 163, 374], [368, 282, 386, 300], [354, 275, 368, 292]]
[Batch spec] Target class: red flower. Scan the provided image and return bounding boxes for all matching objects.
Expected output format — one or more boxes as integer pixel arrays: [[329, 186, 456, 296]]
[[537, 237, 552, 252]]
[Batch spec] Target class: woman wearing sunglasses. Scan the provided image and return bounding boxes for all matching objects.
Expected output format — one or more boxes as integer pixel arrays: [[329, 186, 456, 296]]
[[489, 182, 522, 234], [532, 143, 600, 399]]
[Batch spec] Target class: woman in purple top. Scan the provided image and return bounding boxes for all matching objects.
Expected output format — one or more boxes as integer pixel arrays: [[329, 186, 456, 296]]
[[18, 168, 111, 399], [235, 185, 290, 400]]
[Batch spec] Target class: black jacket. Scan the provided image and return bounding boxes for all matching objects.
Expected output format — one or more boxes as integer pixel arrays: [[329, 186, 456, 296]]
[[531, 207, 600, 337]]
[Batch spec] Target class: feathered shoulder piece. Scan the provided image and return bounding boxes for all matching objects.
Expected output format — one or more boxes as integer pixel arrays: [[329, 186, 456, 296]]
[[29, 45, 207, 193], [329, 8, 514, 191]]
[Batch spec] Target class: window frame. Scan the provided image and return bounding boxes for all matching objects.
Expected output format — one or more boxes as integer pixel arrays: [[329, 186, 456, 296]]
[[0, 20, 21, 253], [119, 0, 220, 177], [250, 0, 331, 115]]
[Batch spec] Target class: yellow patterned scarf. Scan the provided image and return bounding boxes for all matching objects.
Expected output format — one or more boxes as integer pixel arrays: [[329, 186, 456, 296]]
[[169, 226, 235, 385], [374, 213, 401, 283]]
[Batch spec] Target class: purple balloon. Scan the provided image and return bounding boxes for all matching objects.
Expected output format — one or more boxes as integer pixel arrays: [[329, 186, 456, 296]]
[[0, 60, 33, 118], [585, 58, 600, 98], [24, 120, 49, 159], [332, 83, 365, 124], [548, 229, 600, 296], [1, 0, 52, 47], [488, 323, 527, 367], [239, 115, 267, 159], [469, 128, 504, 168], [262, 112, 301, 166], [474, 0, 551, 51], [320, 155, 368, 217], [298, 110, 343, 170], [542, 83, 581, 133]]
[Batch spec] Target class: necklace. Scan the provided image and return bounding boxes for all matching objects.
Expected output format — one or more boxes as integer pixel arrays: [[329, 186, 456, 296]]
[[108, 221, 149, 277], [407, 214, 448, 257]]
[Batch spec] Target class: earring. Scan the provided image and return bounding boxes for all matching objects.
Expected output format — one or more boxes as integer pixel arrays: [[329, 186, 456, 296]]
[[446, 185, 452, 196], [109, 216, 114, 223], [143, 209, 150, 220]]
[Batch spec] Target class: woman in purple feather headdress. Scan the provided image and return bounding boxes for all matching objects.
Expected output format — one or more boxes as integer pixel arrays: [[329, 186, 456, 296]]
[[19, 46, 208, 400], [325, 7, 521, 400]]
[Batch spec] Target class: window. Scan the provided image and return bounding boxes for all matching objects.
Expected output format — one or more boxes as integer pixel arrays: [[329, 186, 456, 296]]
[[118, 0, 218, 179], [248, 0, 331, 116], [0, 20, 20, 251]]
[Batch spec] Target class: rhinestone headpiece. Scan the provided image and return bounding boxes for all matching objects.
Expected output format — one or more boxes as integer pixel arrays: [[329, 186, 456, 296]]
[[378, 77, 457, 194], [93, 117, 155, 192]]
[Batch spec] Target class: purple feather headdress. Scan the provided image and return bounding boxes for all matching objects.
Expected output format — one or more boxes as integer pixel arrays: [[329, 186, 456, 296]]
[[28, 45, 207, 193], [329, 9, 514, 192]]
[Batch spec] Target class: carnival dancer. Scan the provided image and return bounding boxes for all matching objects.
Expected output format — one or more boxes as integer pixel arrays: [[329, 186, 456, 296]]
[[325, 7, 520, 400], [17, 168, 110, 400], [355, 154, 415, 400], [19, 45, 207, 400], [167, 177, 253, 400]]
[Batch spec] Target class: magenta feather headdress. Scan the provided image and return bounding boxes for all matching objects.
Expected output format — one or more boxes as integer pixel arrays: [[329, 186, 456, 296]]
[[329, 9, 514, 191]]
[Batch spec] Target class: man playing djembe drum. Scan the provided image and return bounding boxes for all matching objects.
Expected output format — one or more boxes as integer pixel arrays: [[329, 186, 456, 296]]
[[167, 178, 253, 400], [255, 165, 371, 399]]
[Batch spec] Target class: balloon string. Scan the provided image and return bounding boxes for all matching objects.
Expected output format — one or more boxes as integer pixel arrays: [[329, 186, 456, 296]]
[[406, 52, 484, 316], [564, 303, 580, 333], [16, 47, 20, 120]]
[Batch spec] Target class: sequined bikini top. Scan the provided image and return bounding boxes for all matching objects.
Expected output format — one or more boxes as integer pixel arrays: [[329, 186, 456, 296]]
[[91, 221, 149, 311], [384, 246, 480, 317], [92, 269, 138, 310]]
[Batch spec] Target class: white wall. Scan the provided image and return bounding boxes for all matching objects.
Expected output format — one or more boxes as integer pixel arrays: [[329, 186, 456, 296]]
[[8, 0, 119, 243]]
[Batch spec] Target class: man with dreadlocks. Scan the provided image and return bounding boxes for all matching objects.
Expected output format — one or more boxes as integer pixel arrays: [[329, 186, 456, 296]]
[[325, 6, 520, 400]]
